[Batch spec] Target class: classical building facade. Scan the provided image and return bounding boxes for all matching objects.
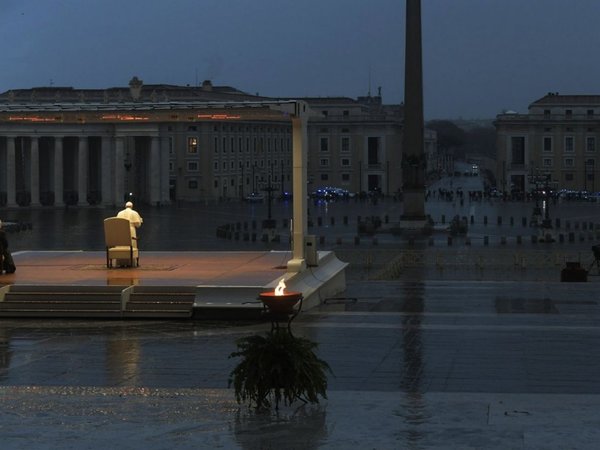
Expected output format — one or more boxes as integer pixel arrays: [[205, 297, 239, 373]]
[[0, 78, 436, 207], [495, 93, 600, 194]]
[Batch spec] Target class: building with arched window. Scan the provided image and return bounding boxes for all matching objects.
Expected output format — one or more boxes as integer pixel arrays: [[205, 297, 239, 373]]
[[0, 77, 436, 207]]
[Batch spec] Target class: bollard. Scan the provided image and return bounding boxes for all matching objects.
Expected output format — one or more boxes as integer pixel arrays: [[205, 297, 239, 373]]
[[484, 236, 489, 246], [516, 235, 522, 244], [447, 236, 452, 246]]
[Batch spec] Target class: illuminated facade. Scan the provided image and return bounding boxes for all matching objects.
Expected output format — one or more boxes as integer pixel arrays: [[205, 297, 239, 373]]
[[495, 94, 600, 194], [0, 78, 429, 207]]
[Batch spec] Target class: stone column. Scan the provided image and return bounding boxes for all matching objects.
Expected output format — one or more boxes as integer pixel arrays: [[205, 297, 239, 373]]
[[77, 137, 88, 206], [160, 136, 171, 204], [100, 136, 112, 205], [287, 114, 308, 273], [149, 136, 161, 205], [54, 137, 64, 206], [401, 0, 426, 224], [30, 137, 40, 206], [114, 136, 125, 205], [6, 137, 17, 207]]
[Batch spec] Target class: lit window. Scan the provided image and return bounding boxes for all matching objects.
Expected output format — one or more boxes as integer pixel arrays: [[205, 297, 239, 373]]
[[187, 137, 198, 154]]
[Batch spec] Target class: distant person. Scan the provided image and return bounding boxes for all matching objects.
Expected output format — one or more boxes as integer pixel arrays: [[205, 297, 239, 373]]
[[117, 201, 143, 247], [0, 220, 16, 274]]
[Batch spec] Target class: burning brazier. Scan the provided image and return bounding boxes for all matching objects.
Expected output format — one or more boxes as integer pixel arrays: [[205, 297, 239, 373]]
[[259, 280, 303, 314]]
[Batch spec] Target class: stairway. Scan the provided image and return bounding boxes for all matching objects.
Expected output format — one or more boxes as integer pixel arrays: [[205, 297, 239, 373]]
[[123, 286, 196, 319], [0, 285, 196, 319], [0, 285, 123, 318]]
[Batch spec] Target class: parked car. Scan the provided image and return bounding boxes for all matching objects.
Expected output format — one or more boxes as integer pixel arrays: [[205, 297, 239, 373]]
[[279, 191, 293, 201], [243, 192, 265, 202], [310, 187, 354, 201]]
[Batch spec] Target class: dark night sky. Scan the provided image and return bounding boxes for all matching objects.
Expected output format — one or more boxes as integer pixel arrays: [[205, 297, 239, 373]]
[[2, 0, 599, 119]]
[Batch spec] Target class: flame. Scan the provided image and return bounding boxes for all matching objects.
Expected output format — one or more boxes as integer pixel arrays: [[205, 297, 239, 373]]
[[274, 279, 286, 296]]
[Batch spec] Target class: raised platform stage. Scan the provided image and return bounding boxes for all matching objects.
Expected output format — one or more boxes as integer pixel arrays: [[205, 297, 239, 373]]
[[0, 250, 347, 320]]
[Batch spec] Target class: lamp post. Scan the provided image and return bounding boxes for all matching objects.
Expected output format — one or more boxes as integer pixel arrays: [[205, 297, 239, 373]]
[[262, 163, 277, 230], [541, 173, 552, 231]]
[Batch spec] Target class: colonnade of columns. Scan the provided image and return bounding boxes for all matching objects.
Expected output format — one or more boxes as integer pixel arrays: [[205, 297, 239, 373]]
[[0, 133, 170, 208]]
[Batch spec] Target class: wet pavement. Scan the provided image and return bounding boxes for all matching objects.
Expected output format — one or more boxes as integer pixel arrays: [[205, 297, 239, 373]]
[[1, 279, 600, 448], [3, 178, 600, 448]]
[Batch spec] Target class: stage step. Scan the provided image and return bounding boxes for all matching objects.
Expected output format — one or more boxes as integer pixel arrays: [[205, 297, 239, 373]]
[[0, 285, 123, 318], [123, 286, 196, 319]]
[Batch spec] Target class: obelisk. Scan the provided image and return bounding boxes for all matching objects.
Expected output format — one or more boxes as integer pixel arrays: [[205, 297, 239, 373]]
[[400, 0, 427, 228]]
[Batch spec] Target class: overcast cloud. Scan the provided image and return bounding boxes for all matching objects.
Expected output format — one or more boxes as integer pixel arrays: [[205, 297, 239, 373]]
[[1, 0, 599, 119]]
